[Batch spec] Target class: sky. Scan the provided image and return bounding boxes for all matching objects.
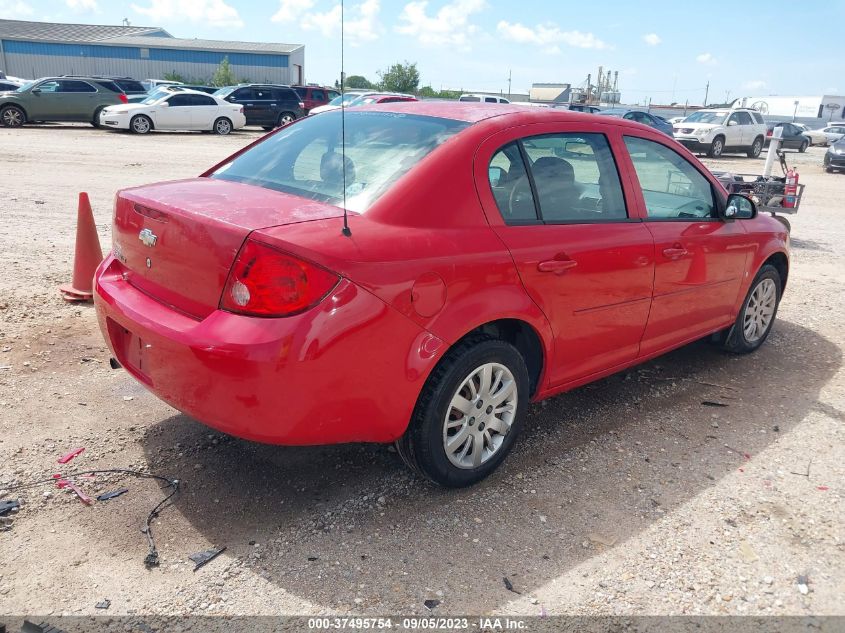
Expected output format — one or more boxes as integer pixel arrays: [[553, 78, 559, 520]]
[[3, 0, 843, 103]]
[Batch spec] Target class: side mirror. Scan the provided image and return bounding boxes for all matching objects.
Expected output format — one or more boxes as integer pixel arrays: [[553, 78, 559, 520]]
[[159, 101, 169, 107], [722, 193, 756, 220], [31, 88, 41, 94], [727, 120, 738, 126], [488, 166, 506, 187]]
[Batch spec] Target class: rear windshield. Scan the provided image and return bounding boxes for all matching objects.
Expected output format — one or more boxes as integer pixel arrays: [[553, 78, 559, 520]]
[[210, 111, 470, 213]]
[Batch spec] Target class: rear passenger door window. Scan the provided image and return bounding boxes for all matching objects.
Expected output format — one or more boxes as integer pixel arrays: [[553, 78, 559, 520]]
[[519, 133, 627, 223], [624, 136, 715, 219]]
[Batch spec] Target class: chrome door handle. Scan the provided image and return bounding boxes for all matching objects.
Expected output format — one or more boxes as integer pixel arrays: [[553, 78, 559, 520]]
[[662, 247, 688, 260], [538, 259, 578, 274]]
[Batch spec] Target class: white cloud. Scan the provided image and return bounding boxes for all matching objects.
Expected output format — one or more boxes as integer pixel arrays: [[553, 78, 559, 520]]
[[0, 0, 33, 18], [743, 80, 766, 91], [396, 0, 487, 49], [271, 0, 315, 23], [696, 52, 717, 64], [497, 20, 607, 53], [294, 0, 381, 45], [66, 0, 98, 11], [131, 0, 243, 28], [642, 32, 661, 46]]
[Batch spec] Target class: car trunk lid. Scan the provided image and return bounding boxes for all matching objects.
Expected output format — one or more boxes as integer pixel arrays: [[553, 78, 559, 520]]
[[112, 178, 344, 318]]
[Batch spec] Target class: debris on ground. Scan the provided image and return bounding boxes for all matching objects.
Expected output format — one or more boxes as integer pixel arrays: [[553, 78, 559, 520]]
[[423, 599, 440, 610], [797, 575, 810, 595], [701, 401, 729, 408], [94, 599, 111, 609], [189, 546, 227, 572], [96, 488, 129, 501], [54, 477, 93, 505], [57, 447, 85, 464], [21, 621, 65, 633], [503, 577, 520, 594], [0, 499, 20, 516]]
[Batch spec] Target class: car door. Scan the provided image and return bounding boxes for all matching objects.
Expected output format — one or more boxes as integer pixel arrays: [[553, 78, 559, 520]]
[[156, 93, 193, 129], [28, 80, 62, 119], [620, 134, 754, 354], [58, 80, 98, 121], [725, 112, 743, 147], [781, 123, 805, 149], [733, 111, 754, 146], [188, 94, 219, 129], [477, 124, 655, 387], [226, 88, 259, 125]]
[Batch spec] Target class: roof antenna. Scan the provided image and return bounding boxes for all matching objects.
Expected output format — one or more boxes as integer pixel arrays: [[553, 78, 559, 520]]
[[340, 0, 351, 237]]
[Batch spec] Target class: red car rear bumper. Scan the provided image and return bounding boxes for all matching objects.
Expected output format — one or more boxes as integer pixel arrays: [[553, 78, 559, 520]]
[[94, 256, 444, 445]]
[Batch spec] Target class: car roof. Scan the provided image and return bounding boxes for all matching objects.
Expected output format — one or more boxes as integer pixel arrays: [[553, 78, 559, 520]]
[[354, 101, 647, 127]]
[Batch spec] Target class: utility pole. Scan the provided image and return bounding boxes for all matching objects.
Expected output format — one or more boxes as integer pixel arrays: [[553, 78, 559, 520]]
[[704, 80, 709, 107], [507, 69, 512, 100]]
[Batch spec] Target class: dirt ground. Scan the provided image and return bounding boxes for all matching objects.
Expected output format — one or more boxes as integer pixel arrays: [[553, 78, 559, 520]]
[[0, 124, 843, 619]]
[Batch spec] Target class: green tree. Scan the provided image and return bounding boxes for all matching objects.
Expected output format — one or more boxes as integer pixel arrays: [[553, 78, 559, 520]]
[[211, 56, 237, 87], [163, 71, 186, 83], [377, 61, 420, 94], [345, 75, 373, 90]]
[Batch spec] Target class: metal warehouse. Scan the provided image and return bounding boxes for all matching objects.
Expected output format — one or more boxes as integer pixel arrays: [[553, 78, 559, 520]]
[[0, 19, 305, 85]]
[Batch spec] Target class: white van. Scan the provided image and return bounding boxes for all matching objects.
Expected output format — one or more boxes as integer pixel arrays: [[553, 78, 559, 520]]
[[459, 93, 510, 104]]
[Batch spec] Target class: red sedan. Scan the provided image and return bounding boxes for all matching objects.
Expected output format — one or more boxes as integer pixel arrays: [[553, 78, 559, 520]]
[[94, 103, 789, 487]]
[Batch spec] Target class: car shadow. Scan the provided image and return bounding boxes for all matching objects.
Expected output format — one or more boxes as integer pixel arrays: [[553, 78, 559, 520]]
[[138, 319, 839, 613]]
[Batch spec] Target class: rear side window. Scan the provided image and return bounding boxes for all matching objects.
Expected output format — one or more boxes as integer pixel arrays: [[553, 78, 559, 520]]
[[736, 112, 753, 125], [115, 80, 145, 93], [95, 81, 122, 93], [274, 88, 298, 101], [460, 96, 481, 102], [624, 136, 716, 219], [752, 112, 764, 124], [190, 94, 217, 106], [488, 133, 627, 224], [293, 87, 307, 98]]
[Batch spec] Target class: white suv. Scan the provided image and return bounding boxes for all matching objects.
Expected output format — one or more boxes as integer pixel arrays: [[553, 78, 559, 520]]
[[459, 93, 511, 104], [673, 108, 767, 158]]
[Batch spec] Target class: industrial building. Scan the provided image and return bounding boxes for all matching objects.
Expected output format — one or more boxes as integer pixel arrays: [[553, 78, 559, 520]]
[[733, 95, 845, 121], [0, 19, 304, 85]]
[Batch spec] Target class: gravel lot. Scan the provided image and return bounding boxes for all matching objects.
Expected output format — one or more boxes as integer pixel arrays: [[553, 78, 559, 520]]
[[0, 124, 843, 619]]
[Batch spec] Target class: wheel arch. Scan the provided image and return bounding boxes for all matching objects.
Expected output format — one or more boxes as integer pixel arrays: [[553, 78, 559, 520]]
[[763, 251, 789, 292], [450, 318, 546, 398], [1, 101, 28, 122], [131, 113, 154, 130]]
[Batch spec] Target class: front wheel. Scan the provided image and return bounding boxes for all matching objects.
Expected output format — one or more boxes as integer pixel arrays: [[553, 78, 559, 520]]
[[396, 337, 529, 487], [130, 115, 152, 134], [91, 106, 105, 128], [1, 105, 25, 128], [213, 117, 232, 135], [799, 139, 808, 153], [717, 265, 782, 354], [747, 137, 763, 158], [708, 136, 724, 158]]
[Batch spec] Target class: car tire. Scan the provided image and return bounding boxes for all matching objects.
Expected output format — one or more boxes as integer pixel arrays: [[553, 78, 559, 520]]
[[708, 136, 725, 158], [396, 336, 529, 488], [747, 136, 763, 158], [213, 117, 232, 135], [91, 106, 105, 129], [1, 105, 25, 128], [262, 126, 274, 131], [716, 264, 782, 354], [277, 112, 296, 127], [799, 139, 808, 153], [130, 115, 152, 134]]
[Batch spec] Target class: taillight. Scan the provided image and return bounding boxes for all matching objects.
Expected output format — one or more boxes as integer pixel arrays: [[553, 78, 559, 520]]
[[239, 106, 244, 113], [221, 239, 339, 317], [767, 129, 772, 136], [119, 93, 128, 104]]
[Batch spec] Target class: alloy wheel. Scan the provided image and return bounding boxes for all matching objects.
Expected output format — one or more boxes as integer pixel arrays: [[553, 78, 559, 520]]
[[442, 362, 517, 469], [2, 108, 22, 127], [216, 119, 231, 135], [132, 117, 150, 134], [743, 278, 777, 343]]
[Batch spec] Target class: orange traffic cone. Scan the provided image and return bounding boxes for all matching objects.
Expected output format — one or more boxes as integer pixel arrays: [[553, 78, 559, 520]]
[[59, 192, 104, 302]]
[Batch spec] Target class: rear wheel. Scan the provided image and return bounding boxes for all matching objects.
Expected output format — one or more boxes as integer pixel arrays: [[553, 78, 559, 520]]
[[130, 115, 152, 134], [708, 136, 724, 158], [747, 136, 763, 158], [396, 336, 529, 487], [799, 139, 809, 153], [716, 265, 782, 354], [213, 117, 232, 135], [1, 105, 25, 128], [277, 112, 295, 127]]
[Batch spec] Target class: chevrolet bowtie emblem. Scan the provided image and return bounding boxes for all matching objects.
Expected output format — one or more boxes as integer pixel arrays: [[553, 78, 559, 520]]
[[139, 228, 157, 247]]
